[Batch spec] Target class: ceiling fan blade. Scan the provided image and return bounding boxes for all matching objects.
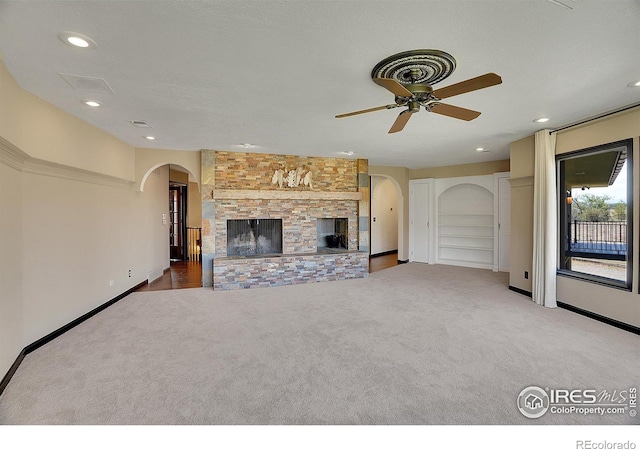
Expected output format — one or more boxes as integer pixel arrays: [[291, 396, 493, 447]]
[[388, 110, 413, 133], [432, 73, 502, 99], [373, 78, 414, 97], [430, 103, 481, 121], [335, 104, 399, 118]]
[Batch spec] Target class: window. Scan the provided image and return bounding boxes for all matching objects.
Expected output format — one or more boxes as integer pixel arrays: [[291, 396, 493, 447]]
[[558, 139, 633, 289]]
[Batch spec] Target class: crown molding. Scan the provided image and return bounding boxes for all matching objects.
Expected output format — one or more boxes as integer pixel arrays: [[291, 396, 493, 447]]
[[508, 176, 534, 188], [0, 137, 134, 189], [0, 136, 28, 171]]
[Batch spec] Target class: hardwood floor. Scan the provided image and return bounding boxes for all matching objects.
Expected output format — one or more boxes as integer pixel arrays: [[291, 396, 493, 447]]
[[138, 253, 396, 291], [137, 261, 202, 291], [369, 252, 399, 273]]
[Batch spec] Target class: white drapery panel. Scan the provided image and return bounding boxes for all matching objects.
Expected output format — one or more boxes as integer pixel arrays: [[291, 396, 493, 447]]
[[532, 129, 557, 308]]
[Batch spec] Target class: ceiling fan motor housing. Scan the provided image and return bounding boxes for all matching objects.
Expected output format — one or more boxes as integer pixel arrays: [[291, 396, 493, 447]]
[[408, 100, 421, 113]]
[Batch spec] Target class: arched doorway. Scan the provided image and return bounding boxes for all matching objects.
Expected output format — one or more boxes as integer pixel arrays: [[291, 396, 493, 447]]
[[369, 174, 404, 271], [139, 163, 203, 290]]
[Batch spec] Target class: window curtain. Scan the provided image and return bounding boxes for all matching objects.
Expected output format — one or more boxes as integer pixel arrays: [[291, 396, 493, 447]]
[[532, 129, 558, 308]]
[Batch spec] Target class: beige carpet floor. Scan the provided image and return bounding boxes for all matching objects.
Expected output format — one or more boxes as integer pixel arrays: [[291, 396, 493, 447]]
[[1, 263, 638, 424]]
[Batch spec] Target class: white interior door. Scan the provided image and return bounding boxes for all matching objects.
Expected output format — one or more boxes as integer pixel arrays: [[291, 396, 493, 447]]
[[410, 181, 430, 263], [498, 176, 511, 271]]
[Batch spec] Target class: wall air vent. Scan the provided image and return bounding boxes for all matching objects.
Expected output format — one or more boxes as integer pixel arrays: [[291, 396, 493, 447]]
[[58, 73, 115, 93]]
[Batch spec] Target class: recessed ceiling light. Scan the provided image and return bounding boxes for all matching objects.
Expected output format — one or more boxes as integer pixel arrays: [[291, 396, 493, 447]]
[[534, 117, 550, 123], [84, 100, 101, 107], [475, 147, 485, 152], [340, 151, 355, 156], [145, 136, 156, 141], [627, 80, 640, 87], [68, 37, 89, 47], [241, 143, 253, 148], [58, 32, 97, 49]]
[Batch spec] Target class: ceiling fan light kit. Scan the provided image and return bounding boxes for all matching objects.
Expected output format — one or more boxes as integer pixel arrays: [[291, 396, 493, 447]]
[[336, 49, 502, 133]]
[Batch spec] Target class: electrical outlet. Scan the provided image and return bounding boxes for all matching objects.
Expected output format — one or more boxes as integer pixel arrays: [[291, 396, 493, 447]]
[[128, 269, 132, 278], [524, 271, 529, 279], [109, 280, 114, 287]]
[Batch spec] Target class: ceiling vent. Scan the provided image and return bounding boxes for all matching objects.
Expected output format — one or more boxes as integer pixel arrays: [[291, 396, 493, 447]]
[[58, 73, 115, 93], [129, 120, 151, 128], [546, 0, 577, 9]]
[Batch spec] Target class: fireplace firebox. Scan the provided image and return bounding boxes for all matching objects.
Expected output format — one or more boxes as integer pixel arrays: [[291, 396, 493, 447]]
[[317, 218, 348, 252], [227, 219, 283, 256]]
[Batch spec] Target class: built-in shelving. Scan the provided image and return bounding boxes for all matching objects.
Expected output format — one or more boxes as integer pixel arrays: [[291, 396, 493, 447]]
[[437, 184, 494, 269]]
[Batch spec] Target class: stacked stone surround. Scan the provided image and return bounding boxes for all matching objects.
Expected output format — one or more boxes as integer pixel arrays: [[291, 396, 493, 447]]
[[200, 150, 369, 289], [357, 159, 370, 253], [215, 199, 358, 256], [213, 252, 369, 290], [212, 151, 358, 191]]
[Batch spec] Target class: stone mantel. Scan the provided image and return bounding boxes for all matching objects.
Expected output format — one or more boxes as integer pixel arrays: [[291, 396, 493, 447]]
[[212, 189, 363, 201]]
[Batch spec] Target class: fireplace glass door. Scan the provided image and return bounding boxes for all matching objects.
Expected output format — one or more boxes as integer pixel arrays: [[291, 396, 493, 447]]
[[227, 219, 283, 256], [317, 218, 348, 252]]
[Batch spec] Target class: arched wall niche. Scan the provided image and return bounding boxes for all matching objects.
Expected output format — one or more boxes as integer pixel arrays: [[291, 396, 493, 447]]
[[436, 181, 495, 269]]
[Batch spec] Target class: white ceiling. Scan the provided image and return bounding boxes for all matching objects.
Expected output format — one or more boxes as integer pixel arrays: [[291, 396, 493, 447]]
[[1, 0, 639, 169]]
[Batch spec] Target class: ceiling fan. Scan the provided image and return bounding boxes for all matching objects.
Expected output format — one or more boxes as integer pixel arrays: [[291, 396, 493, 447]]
[[335, 49, 502, 133]]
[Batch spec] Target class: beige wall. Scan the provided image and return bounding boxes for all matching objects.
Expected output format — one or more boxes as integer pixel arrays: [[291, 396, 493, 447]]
[[368, 165, 409, 260], [140, 152, 202, 230], [509, 136, 535, 179], [555, 108, 640, 155], [370, 176, 398, 255], [20, 165, 170, 344], [0, 62, 135, 181], [0, 160, 24, 379], [188, 182, 202, 229], [508, 136, 535, 292], [169, 168, 189, 184], [0, 60, 171, 379], [135, 147, 201, 192], [554, 108, 640, 327], [509, 108, 640, 327], [409, 159, 510, 179]]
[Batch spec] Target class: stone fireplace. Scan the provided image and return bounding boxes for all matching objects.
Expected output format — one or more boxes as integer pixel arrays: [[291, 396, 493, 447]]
[[200, 151, 370, 289]]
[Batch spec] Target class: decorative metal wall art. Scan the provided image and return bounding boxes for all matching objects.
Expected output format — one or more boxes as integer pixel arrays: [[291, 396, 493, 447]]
[[271, 167, 313, 189]]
